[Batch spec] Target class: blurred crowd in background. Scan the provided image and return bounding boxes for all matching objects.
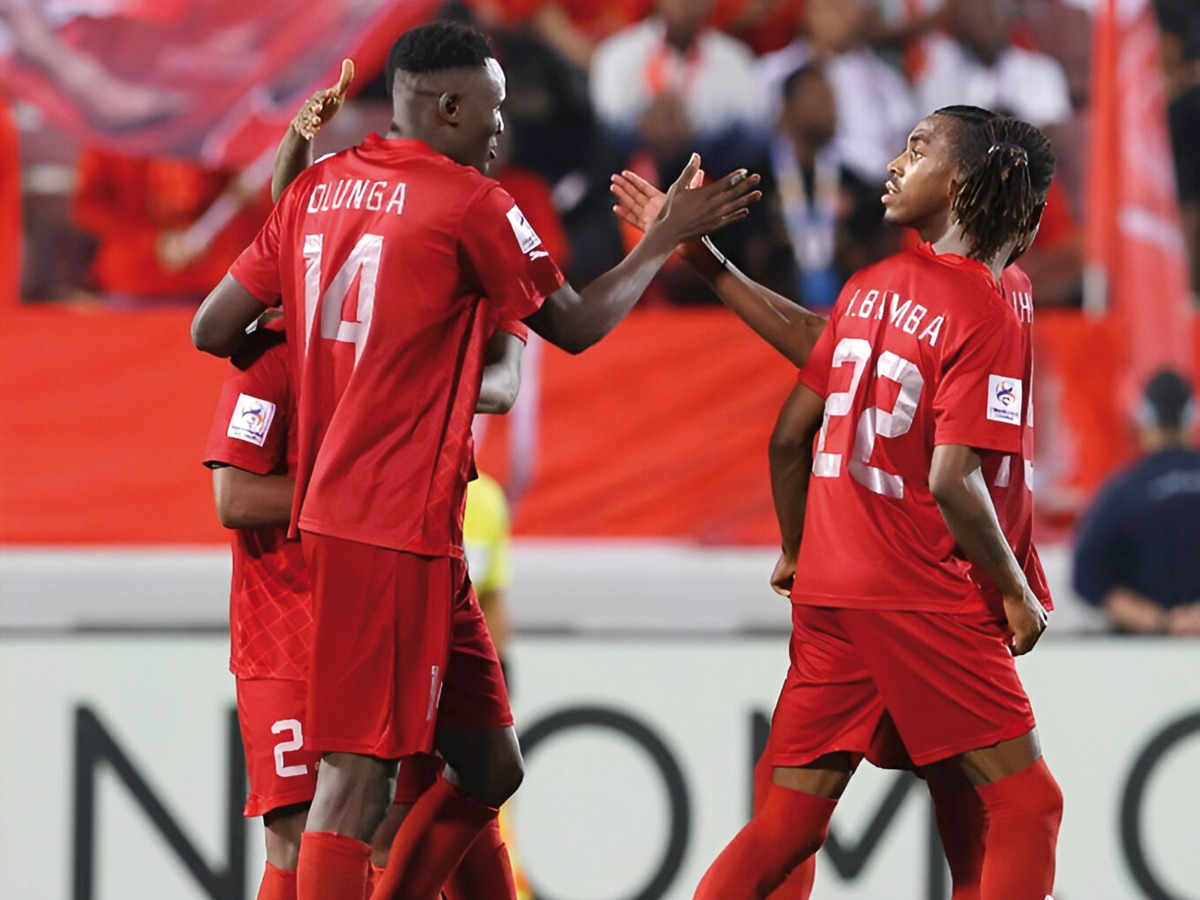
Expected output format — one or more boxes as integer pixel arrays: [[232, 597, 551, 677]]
[[6, 0, 1199, 312]]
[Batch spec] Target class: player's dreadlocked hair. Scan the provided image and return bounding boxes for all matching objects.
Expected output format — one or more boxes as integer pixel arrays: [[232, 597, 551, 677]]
[[386, 21, 494, 87], [934, 105, 1056, 265]]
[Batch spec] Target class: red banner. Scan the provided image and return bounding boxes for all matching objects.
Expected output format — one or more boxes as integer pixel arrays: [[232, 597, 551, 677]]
[[0, 0, 439, 167], [1067, 0, 1195, 496]]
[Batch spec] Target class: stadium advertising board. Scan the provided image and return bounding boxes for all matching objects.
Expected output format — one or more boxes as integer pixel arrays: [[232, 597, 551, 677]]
[[0, 636, 1195, 899]]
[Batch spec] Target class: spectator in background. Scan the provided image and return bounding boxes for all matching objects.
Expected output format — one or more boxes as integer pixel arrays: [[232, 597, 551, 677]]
[[1165, 11, 1200, 298], [467, 0, 652, 72], [1073, 370, 1200, 635], [912, 0, 1072, 132], [760, 63, 896, 307], [710, 0, 804, 56], [1018, 0, 1092, 218], [590, 0, 768, 181], [758, 0, 916, 186], [73, 147, 272, 306]]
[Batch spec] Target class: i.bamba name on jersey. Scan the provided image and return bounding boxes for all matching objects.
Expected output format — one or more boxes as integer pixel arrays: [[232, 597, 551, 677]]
[[843, 288, 945, 348], [307, 179, 407, 216]]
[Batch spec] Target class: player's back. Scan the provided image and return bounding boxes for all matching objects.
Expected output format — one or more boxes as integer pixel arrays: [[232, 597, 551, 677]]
[[244, 135, 558, 557], [794, 244, 1027, 612], [204, 329, 311, 680]]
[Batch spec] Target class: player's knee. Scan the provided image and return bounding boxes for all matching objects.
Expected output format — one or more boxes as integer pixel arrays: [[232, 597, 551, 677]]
[[1030, 765, 1063, 827], [984, 758, 1063, 828]]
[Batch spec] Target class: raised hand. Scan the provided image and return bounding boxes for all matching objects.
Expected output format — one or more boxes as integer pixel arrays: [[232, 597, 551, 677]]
[[1004, 585, 1048, 655], [292, 58, 355, 140], [611, 169, 675, 234], [643, 153, 761, 249]]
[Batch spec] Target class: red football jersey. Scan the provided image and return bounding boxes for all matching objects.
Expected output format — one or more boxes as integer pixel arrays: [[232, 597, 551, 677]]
[[203, 329, 312, 680], [975, 264, 1052, 612], [794, 244, 1026, 612], [230, 136, 564, 556]]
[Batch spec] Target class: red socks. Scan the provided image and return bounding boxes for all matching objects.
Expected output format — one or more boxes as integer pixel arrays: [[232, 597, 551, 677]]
[[370, 778, 498, 900], [442, 817, 517, 900], [925, 767, 985, 900], [296, 831, 371, 900], [257, 862, 298, 900], [694, 786, 837, 900], [976, 758, 1062, 900], [751, 749, 816, 900]]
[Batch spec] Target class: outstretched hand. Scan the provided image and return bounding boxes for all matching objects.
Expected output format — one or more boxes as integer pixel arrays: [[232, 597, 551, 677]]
[[640, 154, 762, 250], [610, 167, 696, 235], [292, 58, 355, 140]]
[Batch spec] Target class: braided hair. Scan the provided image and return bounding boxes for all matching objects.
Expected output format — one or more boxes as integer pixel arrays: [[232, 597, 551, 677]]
[[933, 105, 1056, 264]]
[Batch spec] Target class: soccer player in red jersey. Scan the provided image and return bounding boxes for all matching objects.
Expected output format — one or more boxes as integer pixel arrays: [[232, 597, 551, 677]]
[[204, 313, 528, 900], [191, 20, 760, 900], [684, 110, 1060, 900], [612, 104, 1054, 899], [204, 319, 315, 900]]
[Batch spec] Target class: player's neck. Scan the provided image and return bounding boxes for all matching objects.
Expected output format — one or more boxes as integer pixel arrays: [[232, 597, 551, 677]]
[[927, 223, 1008, 285]]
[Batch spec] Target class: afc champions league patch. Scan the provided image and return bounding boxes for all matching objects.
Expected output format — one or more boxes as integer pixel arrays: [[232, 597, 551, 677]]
[[228, 393, 277, 446], [986, 374, 1023, 425], [505, 204, 543, 255]]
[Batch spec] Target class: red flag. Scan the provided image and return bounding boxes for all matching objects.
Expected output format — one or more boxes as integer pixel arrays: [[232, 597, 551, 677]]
[[1085, 0, 1192, 378], [1062, 0, 1195, 496], [0, 0, 440, 167]]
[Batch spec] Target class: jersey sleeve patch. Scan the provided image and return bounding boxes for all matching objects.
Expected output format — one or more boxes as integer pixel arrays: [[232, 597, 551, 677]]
[[227, 393, 277, 446], [505, 204, 543, 255], [986, 375, 1023, 425]]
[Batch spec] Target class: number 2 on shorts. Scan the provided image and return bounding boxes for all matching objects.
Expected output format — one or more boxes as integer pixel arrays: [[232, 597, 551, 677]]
[[271, 718, 308, 778]]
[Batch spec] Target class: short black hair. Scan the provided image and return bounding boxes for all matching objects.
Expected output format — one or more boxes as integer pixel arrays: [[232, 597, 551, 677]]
[[385, 21, 494, 89], [1143, 369, 1195, 430]]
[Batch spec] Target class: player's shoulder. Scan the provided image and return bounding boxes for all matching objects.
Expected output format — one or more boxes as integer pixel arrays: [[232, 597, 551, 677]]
[[1001, 263, 1033, 294], [227, 324, 290, 399]]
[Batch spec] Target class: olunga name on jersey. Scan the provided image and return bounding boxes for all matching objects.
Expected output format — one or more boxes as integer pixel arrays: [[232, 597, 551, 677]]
[[843, 287, 946, 348], [307, 179, 407, 217]]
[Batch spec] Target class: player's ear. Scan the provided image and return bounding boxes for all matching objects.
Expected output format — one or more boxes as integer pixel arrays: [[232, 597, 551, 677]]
[[438, 92, 460, 125]]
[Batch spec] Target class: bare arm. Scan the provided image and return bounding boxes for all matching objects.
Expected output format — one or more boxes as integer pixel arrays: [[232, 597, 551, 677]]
[[212, 466, 294, 529], [767, 381, 825, 595], [689, 245, 828, 366], [192, 274, 272, 357], [929, 444, 1047, 655], [477, 331, 525, 414], [272, 59, 354, 201], [611, 169, 825, 366], [525, 156, 761, 353]]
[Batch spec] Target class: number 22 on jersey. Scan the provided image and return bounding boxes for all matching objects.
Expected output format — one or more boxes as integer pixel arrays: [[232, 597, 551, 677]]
[[812, 337, 924, 499], [302, 233, 383, 362]]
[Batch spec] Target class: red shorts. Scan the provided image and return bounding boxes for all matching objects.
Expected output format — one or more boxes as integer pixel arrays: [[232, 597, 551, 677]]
[[301, 533, 513, 760], [770, 604, 1036, 769], [235, 677, 320, 817]]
